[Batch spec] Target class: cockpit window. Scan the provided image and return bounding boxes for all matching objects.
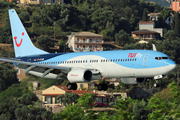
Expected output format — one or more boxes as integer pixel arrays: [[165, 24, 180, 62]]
[[155, 57, 169, 60], [162, 57, 169, 59]]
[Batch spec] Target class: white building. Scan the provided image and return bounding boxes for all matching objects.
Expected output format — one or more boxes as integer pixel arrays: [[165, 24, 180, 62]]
[[139, 21, 163, 37], [66, 32, 103, 52]]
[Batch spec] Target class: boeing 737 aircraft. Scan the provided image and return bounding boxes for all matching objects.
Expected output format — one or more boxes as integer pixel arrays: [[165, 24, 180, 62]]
[[0, 9, 176, 91]]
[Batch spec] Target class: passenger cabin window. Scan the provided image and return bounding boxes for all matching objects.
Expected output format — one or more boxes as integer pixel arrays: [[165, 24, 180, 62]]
[[155, 57, 169, 60]]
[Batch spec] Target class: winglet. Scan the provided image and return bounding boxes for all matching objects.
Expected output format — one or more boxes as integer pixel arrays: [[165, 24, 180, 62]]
[[152, 44, 157, 51]]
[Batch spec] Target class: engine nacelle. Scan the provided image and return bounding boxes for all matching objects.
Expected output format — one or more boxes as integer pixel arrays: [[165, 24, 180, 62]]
[[67, 69, 93, 83], [121, 78, 146, 84]]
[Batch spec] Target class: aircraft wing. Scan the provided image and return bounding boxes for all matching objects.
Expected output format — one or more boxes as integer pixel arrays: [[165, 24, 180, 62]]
[[0, 57, 71, 79], [0, 57, 100, 79]]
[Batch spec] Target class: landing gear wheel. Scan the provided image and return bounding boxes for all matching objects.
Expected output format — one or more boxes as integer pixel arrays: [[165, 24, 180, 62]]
[[66, 83, 77, 90], [97, 84, 108, 91], [97, 83, 103, 91], [67, 83, 72, 90], [72, 83, 77, 90], [103, 84, 108, 91]]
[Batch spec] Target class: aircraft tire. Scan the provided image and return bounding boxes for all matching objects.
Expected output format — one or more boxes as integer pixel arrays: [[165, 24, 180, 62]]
[[103, 84, 108, 91], [67, 83, 72, 90], [97, 84, 103, 91], [72, 83, 77, 90]]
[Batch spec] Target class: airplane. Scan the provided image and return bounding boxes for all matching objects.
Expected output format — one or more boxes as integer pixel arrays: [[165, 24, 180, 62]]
[[0, 9, 176, 91]]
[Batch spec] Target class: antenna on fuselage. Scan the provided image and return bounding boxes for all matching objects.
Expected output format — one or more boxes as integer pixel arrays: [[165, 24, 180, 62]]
[[152, 44, 157, 51]]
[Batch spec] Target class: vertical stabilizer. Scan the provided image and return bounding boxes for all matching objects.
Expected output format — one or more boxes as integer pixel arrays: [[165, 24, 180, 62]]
[[9, 9, 48, 57]]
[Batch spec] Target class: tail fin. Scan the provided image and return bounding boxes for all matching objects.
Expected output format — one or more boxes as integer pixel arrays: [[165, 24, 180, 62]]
[[9, 9, 48, 57]]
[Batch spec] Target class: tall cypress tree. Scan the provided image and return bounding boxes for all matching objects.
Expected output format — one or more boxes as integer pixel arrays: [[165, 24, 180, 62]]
[[142, 8, 148, 21], [174, 12, 180, 37]]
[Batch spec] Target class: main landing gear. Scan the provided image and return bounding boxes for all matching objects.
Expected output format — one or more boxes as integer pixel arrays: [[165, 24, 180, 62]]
[[97, 78, 108, 91], [66, 83, 77, 90], [97, 83, 108, 91]]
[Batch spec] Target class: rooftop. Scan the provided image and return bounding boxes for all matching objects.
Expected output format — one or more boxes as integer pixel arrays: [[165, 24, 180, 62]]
[[132, 29, 160, 34], [71, 32, 103, 37], [148, 13, 160, 16], [139, 21, 154, 24], [42, 85, 97, 96]]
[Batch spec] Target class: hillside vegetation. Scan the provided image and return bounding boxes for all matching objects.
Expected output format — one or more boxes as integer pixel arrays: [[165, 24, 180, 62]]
[[146, 0, 170, 7]]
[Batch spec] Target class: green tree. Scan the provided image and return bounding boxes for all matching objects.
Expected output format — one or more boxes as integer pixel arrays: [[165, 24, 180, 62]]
[[174, 12, 180, 37], [0, 63, 18, 92], [57, 93, 79, 106], [58, 40, 66, 52], [115, 30, 134, 46], [146, 81, 180, 119], [0, 17, 12, 44], [19, 11, 30, 23], [142, 8, 148, 21], [53, 93, 97, 120], [15, 105, 53, 120], [17, 93, 37, 105], [37, 35, 54, 52]]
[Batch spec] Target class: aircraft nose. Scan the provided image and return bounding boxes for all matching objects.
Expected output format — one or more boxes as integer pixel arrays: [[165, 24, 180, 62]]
[[166, 60, 177, 71]]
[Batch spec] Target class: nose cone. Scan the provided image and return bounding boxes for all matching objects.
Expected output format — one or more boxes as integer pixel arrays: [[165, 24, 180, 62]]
[[166, 60, 177, 72]]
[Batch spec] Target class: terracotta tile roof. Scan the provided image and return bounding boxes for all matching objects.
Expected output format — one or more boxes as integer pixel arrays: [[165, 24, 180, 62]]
[[42, 94, 63, 96], [140, 21, 154, 24], [42, 85, 97, 95], [72, 32, 103, 37], [56, 85, 71, 92], [132, 29, 160, 34]]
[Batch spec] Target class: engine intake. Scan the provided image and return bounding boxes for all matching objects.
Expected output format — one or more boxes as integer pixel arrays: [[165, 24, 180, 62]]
[[67, 69, 93, 83]]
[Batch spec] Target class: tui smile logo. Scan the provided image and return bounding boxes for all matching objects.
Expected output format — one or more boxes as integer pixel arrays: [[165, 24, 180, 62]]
[[14, 32, 24, 47]]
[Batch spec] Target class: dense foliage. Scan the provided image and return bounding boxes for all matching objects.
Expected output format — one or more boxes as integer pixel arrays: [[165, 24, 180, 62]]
[[0, 0, 163, 46]]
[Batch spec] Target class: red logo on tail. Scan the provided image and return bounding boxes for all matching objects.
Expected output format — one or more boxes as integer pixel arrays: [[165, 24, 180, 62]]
[[14, 32, 24, 47]]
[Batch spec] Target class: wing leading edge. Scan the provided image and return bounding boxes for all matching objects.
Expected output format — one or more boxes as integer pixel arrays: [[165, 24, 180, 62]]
[[0, 57, 70, 79]]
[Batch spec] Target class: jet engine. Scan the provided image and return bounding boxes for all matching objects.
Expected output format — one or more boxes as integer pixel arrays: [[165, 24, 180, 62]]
[[120, 78, 146, 84], [67, 69, 93, 83]]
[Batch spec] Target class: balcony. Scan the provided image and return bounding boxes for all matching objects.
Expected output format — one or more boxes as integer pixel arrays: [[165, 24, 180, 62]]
[[133, 37, 156, 41], [75, 41, 104, 44]]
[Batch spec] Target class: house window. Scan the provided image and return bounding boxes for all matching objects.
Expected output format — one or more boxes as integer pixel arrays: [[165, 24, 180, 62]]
[[83, 38, 86, 43], [77, 45, 79, 48], [89, 38, 93, 42], [80, 84, 83, 89], [95, 45, 98, 48], [83, 45, 86, 49], [77, 38, 80, 42], [95, 38, 98, 43], [89, 45, 92, 49], [45, 96, 52, 104]]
